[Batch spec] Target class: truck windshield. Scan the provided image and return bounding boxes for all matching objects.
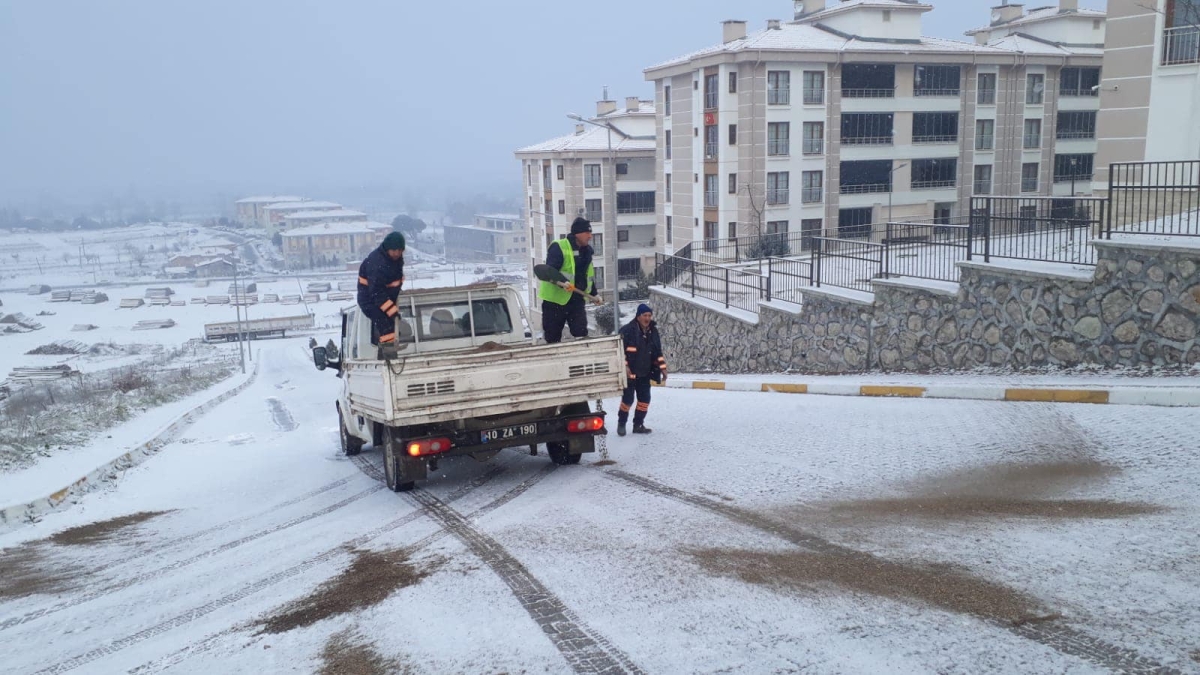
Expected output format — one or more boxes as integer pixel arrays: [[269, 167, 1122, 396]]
[[413, 298, 512, 340]]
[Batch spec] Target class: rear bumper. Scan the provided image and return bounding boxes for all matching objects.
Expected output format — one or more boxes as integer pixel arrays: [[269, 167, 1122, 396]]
[[405, 412, 607, 458]]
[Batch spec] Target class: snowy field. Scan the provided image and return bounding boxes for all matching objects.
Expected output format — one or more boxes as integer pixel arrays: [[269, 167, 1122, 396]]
[[0, 340, 1197, 674]]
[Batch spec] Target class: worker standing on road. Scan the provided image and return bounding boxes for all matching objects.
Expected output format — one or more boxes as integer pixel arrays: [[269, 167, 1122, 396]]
[[539, 217, 595, 344], [357, 231, 406, 359], [617, 303, 666, 436]]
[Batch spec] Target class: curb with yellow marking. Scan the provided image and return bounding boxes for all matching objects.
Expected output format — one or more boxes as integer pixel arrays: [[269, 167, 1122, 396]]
[[661, 377, 1200, 408]]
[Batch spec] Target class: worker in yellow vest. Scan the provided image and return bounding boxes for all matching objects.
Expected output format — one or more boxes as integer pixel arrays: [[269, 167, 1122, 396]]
[[538, 217, 595, 343]]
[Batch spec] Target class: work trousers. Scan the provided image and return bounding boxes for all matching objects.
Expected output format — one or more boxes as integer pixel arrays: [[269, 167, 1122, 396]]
[[541, 296, 588, 344], [618, 376, 653, 426]]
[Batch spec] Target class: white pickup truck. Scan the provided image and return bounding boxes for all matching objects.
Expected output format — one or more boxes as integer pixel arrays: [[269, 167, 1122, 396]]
[[312, 283, 626, 492]]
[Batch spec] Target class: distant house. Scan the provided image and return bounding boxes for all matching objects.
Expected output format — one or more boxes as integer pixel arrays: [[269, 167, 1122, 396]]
[[281, 222, 384, 270], [281, 209, 368, 231], [261, 201, 342, 231], [194, 258, 237, 278], [443, 214, 527, 264]]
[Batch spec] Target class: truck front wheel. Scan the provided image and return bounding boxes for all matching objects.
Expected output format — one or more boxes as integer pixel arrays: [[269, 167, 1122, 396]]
[[382, 426, 415, 492], [338, 407, 364, 457]]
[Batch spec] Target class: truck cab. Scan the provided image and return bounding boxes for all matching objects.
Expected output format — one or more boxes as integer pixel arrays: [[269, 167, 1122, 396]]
[[313, 283, 626, 492]]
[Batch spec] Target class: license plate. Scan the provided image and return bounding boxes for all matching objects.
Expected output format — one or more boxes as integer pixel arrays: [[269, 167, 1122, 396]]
[[481, 423, 539, 444]]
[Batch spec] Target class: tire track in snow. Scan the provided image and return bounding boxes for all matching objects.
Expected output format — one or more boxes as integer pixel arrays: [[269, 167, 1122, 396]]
[[2, 483, 384, 632], [123, 461, 532, 675], [601, 469, 1181, 675], [266, 397, 297, 432]]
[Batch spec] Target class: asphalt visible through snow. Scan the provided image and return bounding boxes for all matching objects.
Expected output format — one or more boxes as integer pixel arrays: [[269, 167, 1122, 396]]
[[1, 339, 1198, 674]]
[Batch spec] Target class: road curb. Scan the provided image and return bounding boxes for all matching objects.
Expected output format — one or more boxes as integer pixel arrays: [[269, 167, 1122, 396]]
[[0, 363, 261, 533], [658, 378, 1200, 407]]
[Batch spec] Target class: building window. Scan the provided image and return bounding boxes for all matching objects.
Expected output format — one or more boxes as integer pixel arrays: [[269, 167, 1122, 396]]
[[527, 164, 532, 186], [978, 73, 997, 104], [585, 198, 602, 221], [1054, 154, 1094, 183], [1163, 1, 1200, 64], [841, 113, 894, 145], [839, 160, 893, 194], [664, 85, 671, 115], [729, 173, 737, 194], [665, 130, 672, 160], [973, 165, 993, 195], [703, 221, 719, 252], [617, 191, 655, 214], [545, 200, 553, 225], [617, 258, 641, 280], [1024, 119, 1042, 149], [666, 215, 672, 243], [838, 208, 873, 239], [704, 73, 719, 109], [803, 71, 825, 104], [557, 200, 565, 214], [803, 121, 824, 155], [911, 158, 957, 189], [1027, 73, 1045, 104], [729, 71, 737, 93], [800, 218, 821, 250], [768, 122, 790, 156], [1056, 111, 1097, 139], [728, 222, 738, 240], [705, 124, 719, 160], [975, 119, 995, 150], [801, 171, 823, 203], [768, 70, 791, 105], [1022, 163, 1040, 192], [1060, 67, 1101, 97], [584, 164, 602, 188], [617, 229, 630, 243], [543, 165, 552, 188], [665, 173, 672, 202], [593, 233, 603, 255], [704, 174, 718, 207], [912, 112, 959, 144], [842, 63, 895, 98], [556, 165, 564, 180], [767, 172, 790, 205], [728, 123, 737, 145], [914, 65, 961, 96], [766, 220, 788, 235], [616, 163, 628, 175]]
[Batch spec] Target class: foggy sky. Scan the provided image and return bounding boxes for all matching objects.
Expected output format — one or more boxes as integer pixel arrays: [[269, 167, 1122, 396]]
[[0, 0, 1105, 207]]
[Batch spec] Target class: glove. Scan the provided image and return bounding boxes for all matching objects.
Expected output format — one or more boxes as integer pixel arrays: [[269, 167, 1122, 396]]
[[559, 281, 576, 293]]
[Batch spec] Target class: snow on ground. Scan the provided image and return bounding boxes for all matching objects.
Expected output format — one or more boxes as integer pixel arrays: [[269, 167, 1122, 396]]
[[0, 340, 1197, 674]]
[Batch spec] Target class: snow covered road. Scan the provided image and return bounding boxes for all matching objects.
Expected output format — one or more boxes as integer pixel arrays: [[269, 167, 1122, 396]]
[[2, 339, 1198, 674]]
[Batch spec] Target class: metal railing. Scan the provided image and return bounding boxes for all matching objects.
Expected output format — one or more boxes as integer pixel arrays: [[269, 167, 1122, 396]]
[[802, 187, 823, 204], [973, 180, 992, 195], [913, 134, 958, 144], [1056, 130, 1096, 140], [688, 231, 813, 264], [765, 257, 813, 304], [1059, 87, 1100, 97], [803, 139, 824, 155], [653, 253, 767, 312], [978, 89, 996, 105], [811, 237, 884, 292], [1053, 172, 1093, 183], [704, 91, 718, 110], [976, 135, 995, 150], [767, 188, 790, 205], [1163, 26, 1200, 65], [1107, 160, 1200, 237], [842, 88, 895, 98], [841, 183, 891, 195], [972, 196, 1105, 265], [912, 179, 956, 190], [915, 88, 961, 97], [1024, 134, 1042, 149], [704, 143, 719, 160], [841, 135, 893, 146], [704, 191, 719, 208], [803, 88, 824, 105], [883, 220, 972, 282], [768, 139, 790, 156], [768, 88, 791, 105]]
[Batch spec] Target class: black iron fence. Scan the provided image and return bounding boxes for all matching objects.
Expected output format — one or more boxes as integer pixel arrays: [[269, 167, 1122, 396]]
[[765, 257, 813, 304], [883, 220, 972, 282], [1107, 160, 1200, 238], [653, 253, 766, 313], [811, 237, 884, 293], [970, 196, 1104, 266], [690, 231, 814, 264]]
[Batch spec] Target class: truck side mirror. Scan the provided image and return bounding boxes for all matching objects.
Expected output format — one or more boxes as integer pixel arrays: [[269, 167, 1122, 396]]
[[312, 346, 327, 371]]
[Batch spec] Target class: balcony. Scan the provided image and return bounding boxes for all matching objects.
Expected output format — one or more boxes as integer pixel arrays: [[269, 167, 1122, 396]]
[[704, 143, 719, 160], [803, 88, 824, 105], [767, 189, 790, 205], [840, 183, 891, 195], [768, 88, 791, 105], [913, 134, 958, 144], [842, 88, 895, 98], [1054, 173, 1093, 183], [768, 139, 790, 156], [1163, 26, 1200, 65], [704, 191, 719, 208], [1056, 130, 1096, 140], [912, 179, 956, 190], [1060, 87, 1099, 98], [841, 135, 893, 146], [803, 139, 824, 155], [915, 88, 960, 98]]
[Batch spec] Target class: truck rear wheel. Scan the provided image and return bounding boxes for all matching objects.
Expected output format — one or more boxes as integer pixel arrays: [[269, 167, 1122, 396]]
[[547, 442, 582, 465], [382, 426, 415, 492], [338, 407, 364, 457], [547, 403, 591, 465]]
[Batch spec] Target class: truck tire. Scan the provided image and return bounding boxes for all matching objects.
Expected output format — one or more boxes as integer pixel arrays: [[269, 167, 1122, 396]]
[[547, 402, 590, 465], [382, 426, 415, 492], [338, 407, 364, 457]]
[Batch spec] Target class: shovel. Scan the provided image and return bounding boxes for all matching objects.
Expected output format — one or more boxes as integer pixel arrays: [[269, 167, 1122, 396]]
[[533, 264, 605, 305]]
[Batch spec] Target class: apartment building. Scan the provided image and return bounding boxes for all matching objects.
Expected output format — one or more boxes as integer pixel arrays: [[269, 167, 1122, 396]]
[[515, 96, 657, 307], [280, 221, 384, 270], [1096, 0, 1200, 182], [644, 0, 1103, 254], [234, 196, 304, 228], [261, 201, 342, 232], [281, 208, 368, 231], [444, 214, 528, 264]]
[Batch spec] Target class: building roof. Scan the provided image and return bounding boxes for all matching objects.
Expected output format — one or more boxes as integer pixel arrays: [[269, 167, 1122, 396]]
[[283, 209, 368, 221], [280, 222, 380, 237], [965, 5, 1106, 36], [194, 257, 236, 268], [516, 124, 657, 155], [235, 195, 305, 205], [645, 21, 1010, 73], [476, 213, 522, 221], [986, 32, 1103, 56], [263, 200, 342, 213], [800, 0, 933, 21]]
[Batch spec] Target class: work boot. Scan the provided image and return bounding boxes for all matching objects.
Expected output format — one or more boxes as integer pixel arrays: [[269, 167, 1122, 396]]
[[617, 423, 626, 437], [632, 424, 652, 434]]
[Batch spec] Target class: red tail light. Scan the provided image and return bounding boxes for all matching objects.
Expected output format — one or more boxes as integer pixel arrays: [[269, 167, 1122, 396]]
[[407, 437, 453, 457], [566, 416, 605, 433]]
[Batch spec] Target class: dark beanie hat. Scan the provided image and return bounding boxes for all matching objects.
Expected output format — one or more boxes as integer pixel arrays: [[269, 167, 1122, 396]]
[[570, 217, 592, 235], [636, 303, 652, 317], [382, 231, 406, 250]]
